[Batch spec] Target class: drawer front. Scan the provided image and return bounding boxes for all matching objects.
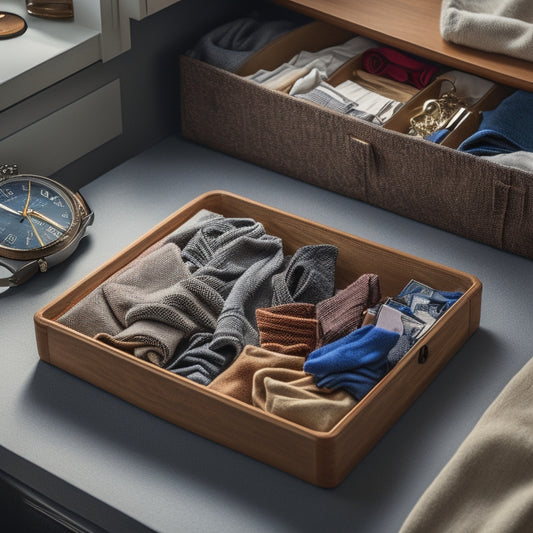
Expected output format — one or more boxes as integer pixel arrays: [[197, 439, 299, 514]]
[[0, 80, 122, 177], [181, 56, 533, 259], [361, 126, 511, 250], [181, 56, 374, 204]]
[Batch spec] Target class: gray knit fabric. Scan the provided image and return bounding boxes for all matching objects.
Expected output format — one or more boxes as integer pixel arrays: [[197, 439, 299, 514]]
[[163, 209, 224, 249], [181, 216, 270, 289], [186, 15, 296, 72], [60, 209, 340, 386], [166, 229, 339, 385], [441, 0, 533, 61], [96, 263, 224, 366], [271, 244, 338, 306], [58, 209, 223, 365], [166, 217, 286, 384], [482, 151, 533, 172]]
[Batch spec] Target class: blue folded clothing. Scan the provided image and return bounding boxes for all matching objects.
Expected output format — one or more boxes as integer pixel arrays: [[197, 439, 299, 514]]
[[303, 325, 400, 400], [458, 90, 533, 155]]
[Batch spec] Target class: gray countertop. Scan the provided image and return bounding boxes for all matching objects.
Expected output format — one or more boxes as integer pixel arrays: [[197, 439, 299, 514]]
[[2, 135, 531, 532]]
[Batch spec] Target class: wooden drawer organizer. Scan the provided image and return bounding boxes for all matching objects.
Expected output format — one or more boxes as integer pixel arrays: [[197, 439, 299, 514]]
[[180, 0, 533, 259], [34, 191, 482, 487]]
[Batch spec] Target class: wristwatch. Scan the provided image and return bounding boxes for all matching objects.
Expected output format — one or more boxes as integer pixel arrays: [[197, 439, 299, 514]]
[[0, 164, 94, 287]]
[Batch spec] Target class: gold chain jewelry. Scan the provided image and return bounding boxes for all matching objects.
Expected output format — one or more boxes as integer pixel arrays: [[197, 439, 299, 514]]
[[409, 81, 465, 138]]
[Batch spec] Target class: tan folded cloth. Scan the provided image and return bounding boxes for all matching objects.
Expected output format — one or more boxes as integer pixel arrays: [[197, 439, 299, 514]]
[[208, 303, 317, 403], [252, 368, 357, 432], [208, 345, 305, 404], [400, 355, 533, 533], [353, 69, 419, 103]]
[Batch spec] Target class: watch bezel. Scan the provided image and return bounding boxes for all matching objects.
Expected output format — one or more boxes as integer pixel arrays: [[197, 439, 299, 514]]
[[0, 173, 86, 261]]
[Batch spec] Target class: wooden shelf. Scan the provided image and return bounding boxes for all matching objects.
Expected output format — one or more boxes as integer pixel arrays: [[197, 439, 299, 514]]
[[272, 0, 533, 92]]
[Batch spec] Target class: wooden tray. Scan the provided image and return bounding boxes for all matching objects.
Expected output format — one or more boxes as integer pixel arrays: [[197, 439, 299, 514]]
[[34, 191, 482, 487]]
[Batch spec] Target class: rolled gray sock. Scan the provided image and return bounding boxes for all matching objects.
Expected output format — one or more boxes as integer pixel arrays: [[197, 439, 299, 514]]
[[271, 244, 338, 306]]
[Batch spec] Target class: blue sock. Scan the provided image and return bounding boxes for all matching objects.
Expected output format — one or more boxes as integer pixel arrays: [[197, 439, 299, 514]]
[[303, 325, 400, 377]]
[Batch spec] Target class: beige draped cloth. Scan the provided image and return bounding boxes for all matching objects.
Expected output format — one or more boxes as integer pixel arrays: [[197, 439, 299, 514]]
[[400, 355, 533, 533]]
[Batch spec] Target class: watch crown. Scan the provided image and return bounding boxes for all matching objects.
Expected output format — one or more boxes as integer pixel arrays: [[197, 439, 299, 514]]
[[38, 258, 48, 273]]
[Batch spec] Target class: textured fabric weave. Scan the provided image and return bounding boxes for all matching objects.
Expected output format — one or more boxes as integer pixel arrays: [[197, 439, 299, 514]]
[[247, 36, 377, 93], [304, 325, 400, 400], [186, 15, 296, 72], [271, 244, 338, 306], [440, 0, 533, 62], [482, 151, 533, 172], [253, 368, 357, 432], [166, 217, 285, 384], [361, 47, 438, 89], [400, 355, 533, 533], [257, 303, 318, 354], [181, 56, 533, 259], [293, 82, 383, 124], [316, 273, 381, 347], [58, 210, 223, 366], [208, 302, 317, 403], [459, 90, 533, 155]]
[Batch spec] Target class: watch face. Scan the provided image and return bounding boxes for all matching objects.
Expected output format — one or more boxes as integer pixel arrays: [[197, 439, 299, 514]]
[[0, 174, 82, 260]]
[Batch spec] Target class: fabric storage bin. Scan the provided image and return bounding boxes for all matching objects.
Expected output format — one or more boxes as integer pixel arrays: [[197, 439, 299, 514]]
[[34, 191, 482, 487], [180, 1, 533, 260]]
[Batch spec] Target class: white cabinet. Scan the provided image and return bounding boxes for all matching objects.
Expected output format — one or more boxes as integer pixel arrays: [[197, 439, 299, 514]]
[[103, 0, 182, 61], [0, 0, 183, 112], [129, 0, 182, 19], [0, 80, 123, 176], [0, 0, 101, 113], [0, 0, 181, 179]]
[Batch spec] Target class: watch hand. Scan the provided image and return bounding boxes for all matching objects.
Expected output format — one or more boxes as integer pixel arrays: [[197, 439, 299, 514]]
[[0, 202, 23, 217], [27, 209, 68, 232], [22, 180, 31, 216], [26, 215, 45, 247]]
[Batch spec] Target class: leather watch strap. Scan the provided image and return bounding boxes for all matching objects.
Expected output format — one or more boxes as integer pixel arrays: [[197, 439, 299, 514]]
[[0, 257, 40, 287]]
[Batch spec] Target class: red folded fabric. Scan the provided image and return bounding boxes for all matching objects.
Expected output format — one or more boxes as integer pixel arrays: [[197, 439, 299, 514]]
[[362, 47, 438, 89]]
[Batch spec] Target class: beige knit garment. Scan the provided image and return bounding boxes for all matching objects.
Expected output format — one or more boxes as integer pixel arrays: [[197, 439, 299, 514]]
[[400, 355, 533, 533], [252, 368, 357, 432]]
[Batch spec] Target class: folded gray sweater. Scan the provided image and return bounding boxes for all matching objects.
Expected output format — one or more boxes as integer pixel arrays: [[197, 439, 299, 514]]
[[58, 210, 224, 366], [186, 15, 296, 72], [440, 0, 533, 62]]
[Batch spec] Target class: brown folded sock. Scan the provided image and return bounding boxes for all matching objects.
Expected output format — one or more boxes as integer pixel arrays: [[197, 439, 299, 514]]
[[208, 345, 305, 403], [208, 303, 318, 403], [252, 368, 357, 432], [256, 302, 318, 355], [316, 273, 381, 347]]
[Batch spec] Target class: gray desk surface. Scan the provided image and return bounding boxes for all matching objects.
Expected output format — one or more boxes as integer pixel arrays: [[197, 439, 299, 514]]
[[2, 135, 532, 532]]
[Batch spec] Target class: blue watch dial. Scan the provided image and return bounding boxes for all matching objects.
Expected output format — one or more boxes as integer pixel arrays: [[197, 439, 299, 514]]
[[0, 175, 76, 257]]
